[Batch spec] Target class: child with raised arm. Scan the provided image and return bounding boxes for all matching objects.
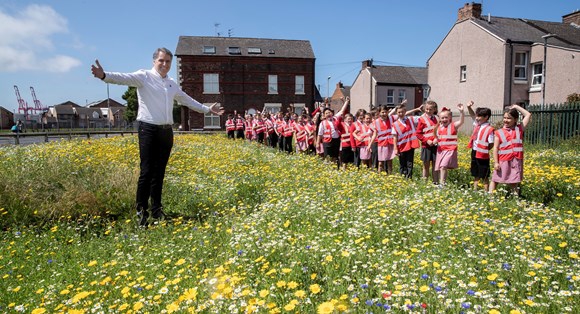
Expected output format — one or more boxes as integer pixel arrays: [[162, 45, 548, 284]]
[[415, 100, 440, 183], [466, 101, 494, 191], [435, 104, 465, 186], [489, 104, 532, 195], [392, 103, 422, 178]]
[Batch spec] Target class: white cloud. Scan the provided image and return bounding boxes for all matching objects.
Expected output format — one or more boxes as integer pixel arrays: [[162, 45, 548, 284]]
[[0, 4, 81, 72]]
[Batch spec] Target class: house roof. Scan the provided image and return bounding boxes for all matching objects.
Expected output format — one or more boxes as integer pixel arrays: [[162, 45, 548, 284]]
[[470, 16, 580, 50], [175, 36, 315, 59], [371, 66, 428, 85], [87, 98, 125, 108], [53, 103, 78, 115], [75, 107, 102, 118]]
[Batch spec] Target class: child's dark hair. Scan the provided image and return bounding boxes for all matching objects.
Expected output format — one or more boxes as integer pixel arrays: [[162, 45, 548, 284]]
[[396, 104, 406, 110], [505, 108, 519, 120], [475, 107, 491, 118], [227, 113, 233, 118], [378, 105, 389, 112]]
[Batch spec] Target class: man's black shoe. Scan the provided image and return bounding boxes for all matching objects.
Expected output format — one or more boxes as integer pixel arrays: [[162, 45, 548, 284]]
[[137, 210, 149, 227], [151, 208, 166, 219]]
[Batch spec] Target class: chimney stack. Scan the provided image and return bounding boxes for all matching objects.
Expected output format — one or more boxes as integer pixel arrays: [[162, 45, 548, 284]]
[[563, 10, 580, 25], [458, 2, 482, 21], [362, 59, 373, 69]]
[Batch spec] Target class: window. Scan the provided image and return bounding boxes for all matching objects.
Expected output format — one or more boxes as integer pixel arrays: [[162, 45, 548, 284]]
[[387, 89, 394, 105], [532, 63, 543, 86], [268, 49, 275, 54], [460, 65, 467, 82], [203, 46, 216, 54], [228, 47, 241, 55], [423, 87, 430, 103], [264, 103, 282, 114], [248, 47, 262, 54], [295, 76, 305, 94], [398, 90, 406, 105], [268, 75, 278, 94], [203, 73, 219, 94], [514, 52, 528, 80], [293, 103, 305, 115], [204, 104, 221, 129]]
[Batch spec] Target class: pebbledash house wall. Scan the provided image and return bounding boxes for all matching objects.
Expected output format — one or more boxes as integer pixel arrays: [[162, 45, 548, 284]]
[[528, 44, 580, 105], [428, 20, 509, 111]]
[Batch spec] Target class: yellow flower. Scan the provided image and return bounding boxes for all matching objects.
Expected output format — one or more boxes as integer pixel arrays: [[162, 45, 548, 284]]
[[60, 289, 70, 295], [31, 308, 47, 314], [524, 299, 535, 306], [325, 255, 333, 262], [419, 285, 429, 292], [544, 246, 553, 251], [284, 302, 296, 311], [282, 268, 292, 274], [287, 281, 298, 289], [559, 242, 567, 248], [175, 258, 186, 266], [133, 301, 144, 311], [87, 260, 97, 267], [510, 310, 522, 314], [276, 280, 287, 288], [311, 273, 317, 280], [487, 273, 498, 281], [295, 290, 306, 298], [489, 310, 501, 314], [310, 284, 321, 294], [317, 301, 335, 314], [259, 289, 270, 298]]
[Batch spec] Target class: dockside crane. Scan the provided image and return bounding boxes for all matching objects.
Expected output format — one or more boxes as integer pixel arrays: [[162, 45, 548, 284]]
[[30, 86, 48, 112], [14, 85, 31, 120]]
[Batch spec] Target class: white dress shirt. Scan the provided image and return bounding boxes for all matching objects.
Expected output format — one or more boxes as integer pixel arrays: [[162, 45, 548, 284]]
[[103, 68, 209, 125]]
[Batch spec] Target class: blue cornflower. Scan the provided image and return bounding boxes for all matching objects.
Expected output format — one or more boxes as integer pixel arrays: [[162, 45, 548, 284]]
[[365, 300, 374, 306], [361, 283, 369, 289], [467, 289, 475, 296], [383, 304, 391, 310], [237, 250, 243, 256], [461, 302, 471, 309], [435, 286, 443, 292], [502, 263, 512, 270], [421, 274, 429, 279]]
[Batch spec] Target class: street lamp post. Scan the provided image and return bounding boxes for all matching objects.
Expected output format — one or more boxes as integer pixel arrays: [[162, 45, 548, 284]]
[[327, 76, 331, 100], [541, 34, 555, 107], [107, 83, 111, 130]]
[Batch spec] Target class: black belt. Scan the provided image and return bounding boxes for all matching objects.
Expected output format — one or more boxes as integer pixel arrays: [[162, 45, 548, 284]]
[[139, 121, 173, 129]]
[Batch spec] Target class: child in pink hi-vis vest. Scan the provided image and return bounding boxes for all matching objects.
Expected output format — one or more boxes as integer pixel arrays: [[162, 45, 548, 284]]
[[489, 104, 532, 196], [434, 104, 465, 186]]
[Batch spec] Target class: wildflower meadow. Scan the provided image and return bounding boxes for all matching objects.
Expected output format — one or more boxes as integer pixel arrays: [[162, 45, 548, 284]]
[[0, 134, 578, 313]]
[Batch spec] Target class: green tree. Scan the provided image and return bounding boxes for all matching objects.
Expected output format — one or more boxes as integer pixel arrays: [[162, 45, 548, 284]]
[[122, 87, 137, 123], [173, 100, 182, 126]]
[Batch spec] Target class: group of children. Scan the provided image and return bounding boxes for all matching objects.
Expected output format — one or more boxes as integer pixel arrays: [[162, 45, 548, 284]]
[[224, 98, 532, 194]]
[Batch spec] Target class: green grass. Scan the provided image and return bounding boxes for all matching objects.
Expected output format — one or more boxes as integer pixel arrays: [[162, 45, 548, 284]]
[[0, 134, 578, 313]]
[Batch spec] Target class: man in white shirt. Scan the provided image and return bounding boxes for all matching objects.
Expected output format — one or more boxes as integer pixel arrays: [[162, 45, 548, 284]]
[[91, 47, 223, 226]]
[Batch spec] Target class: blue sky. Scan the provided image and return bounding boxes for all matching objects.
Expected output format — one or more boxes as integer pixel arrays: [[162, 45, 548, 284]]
[[0, 0, 577, 112]]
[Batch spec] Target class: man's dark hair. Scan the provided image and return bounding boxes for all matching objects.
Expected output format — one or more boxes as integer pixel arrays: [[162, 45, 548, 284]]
[[153, 47, 173, 60]]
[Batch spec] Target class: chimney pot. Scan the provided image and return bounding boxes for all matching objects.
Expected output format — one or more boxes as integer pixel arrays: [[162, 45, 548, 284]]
[[563, 10, 580, 25]]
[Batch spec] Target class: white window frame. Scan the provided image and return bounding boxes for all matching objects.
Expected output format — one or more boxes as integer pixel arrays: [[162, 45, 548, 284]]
[[268, 75, 278, 94], [263, 103, 282, 114], [530, 63, 543, 92], [295, 75, 305, 95], [293, 103, 305, 115], [398, 89, 406, 105], [203, 73, 219, 94], [386, 89, 394, 105], [514, 52, 528, 81], [203, 46, 216, 54], [203, 103, 221, 129], [460, 65, 467, 82]]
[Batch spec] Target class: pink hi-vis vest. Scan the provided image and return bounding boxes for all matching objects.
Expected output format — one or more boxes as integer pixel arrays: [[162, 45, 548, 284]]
[[340, 122, 352, 148], [253, 120, 266, 134], [496, 125, 524, 161], [294, 123, 307, 142], [437, 123, 458, 152], [417, 114, 439, 146], [225, 119, 236, 131], [393, 118, 419, 152], [235, 118, 245, 130], [359, 123, 373, 146], [374, 117, 394, 146], [470, 124, 494, 159], [321, 118, 338, 143]]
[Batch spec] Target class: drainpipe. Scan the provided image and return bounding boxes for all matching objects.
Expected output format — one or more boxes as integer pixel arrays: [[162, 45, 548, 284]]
[[507, 39, 513, 106]]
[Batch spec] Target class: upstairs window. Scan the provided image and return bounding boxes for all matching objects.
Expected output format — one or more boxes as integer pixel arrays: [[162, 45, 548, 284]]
[[203, 73, 219, 94], [295, 75, 305, 94], [531, 63, 543, 86], [387, 89, 394, 105], [228, 47, 241, 55], [514, 52, 528, 80], [248, 47, 262, 54], [460, 65, 467, 82], [203, 46, 216, 54], [268, 75, 278, 94], [398, 90, 406, 105]]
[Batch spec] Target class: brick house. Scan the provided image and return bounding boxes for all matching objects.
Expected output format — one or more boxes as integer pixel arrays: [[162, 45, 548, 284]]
[[349, 60, 428, 114], [329, 82, 351, 113], [0, 106, 14, 130], [88, 98, 126, 128], [428, 3, 580, 111], [175, 36, 316, 130]]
